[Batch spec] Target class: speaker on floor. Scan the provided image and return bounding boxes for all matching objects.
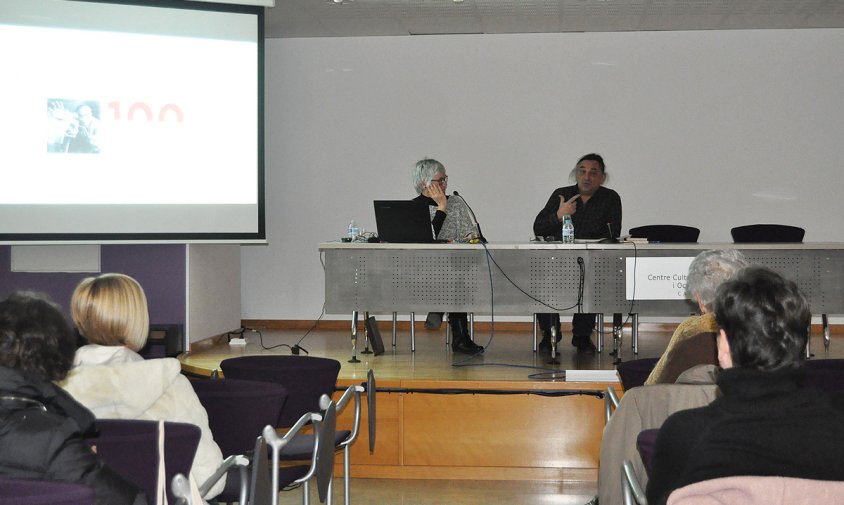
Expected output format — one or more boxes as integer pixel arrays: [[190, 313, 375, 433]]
[[365, 316, 385, 356]]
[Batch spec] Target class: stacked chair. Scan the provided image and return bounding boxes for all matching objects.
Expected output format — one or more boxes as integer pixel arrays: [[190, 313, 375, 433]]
[[220, 356, 377, 505], [189, 377, 289, 503], [173, 394, 338, 505]]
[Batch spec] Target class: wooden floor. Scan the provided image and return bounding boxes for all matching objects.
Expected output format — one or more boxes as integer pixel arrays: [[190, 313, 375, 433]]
[[287, 477, 598, 505]]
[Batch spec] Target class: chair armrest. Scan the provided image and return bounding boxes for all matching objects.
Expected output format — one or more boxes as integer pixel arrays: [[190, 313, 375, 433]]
[[335, 385, 365, 448], [197, 454, 250, 497], [605, 385, 620, 423], [622, 459, 648, 505], [265, 413, 323, 449], [171, 473, 192, 505]]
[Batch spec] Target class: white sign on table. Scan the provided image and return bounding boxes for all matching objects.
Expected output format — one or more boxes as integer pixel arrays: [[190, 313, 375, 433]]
[[625, 257, 694, 300]]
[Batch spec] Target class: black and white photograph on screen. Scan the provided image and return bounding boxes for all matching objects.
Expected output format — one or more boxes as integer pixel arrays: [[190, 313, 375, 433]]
[[46, 99, 101, 154]]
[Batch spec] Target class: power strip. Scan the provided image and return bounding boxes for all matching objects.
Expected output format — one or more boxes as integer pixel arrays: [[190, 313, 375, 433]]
[[229, 337, 247, 346]]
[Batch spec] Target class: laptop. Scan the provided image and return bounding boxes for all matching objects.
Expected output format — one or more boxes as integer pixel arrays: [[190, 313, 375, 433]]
[[373, 200, 436, 243]]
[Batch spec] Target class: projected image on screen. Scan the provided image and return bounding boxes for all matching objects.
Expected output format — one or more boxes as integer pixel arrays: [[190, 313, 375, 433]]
[[47, 99, 101, 154], [0, 0, 264, 241]]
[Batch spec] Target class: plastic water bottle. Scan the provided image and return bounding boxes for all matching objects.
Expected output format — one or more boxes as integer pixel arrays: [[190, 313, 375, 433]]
[[347, 220, 360, 241], [562, 215, 575, 244]]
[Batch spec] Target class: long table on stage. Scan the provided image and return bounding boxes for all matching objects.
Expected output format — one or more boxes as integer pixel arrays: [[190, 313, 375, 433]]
[[315, 241, 844, 481], [320, 241, 844, 350]]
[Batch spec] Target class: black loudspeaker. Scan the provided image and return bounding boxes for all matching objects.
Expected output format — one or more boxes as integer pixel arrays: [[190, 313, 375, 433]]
[[365, 316, 385, 356]]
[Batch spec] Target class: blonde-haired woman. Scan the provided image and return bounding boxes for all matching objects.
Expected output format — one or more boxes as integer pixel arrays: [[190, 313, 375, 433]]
[[60, 273, 225, 499]]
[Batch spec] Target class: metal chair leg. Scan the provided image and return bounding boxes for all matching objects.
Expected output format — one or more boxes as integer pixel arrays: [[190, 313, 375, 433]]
[[410, 312, 416, 352], [631, 313, 639, 354], [823, 313, 831, 349], [596, 313, 605, 353]]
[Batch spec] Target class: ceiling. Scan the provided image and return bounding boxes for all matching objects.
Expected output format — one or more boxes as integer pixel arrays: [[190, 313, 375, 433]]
[[264, 0, 844, 38]]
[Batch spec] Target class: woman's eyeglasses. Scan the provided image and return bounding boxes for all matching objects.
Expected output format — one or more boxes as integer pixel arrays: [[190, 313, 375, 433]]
[[430, 176, 448, 185]]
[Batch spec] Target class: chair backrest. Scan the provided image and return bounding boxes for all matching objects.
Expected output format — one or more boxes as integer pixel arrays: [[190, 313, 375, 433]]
[[189, 377, 288, 457], [220, 356, 341, 427], [730, 224, 805, 243], [91, 419, 200, 505], [629, 225, 700, 243], [367, 369, 377, 454], [0, 478, 95, 505], [616, 358, 659, 390], [667, 475, 844, 505]]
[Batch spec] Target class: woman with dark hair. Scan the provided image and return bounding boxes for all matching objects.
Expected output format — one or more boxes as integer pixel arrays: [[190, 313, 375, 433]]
[[646, 267, 844, 505], [0, 291, 146, 505]]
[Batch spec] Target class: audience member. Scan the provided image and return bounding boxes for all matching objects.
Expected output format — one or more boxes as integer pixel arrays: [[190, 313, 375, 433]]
[[0, 291, 147, 505], [645, 249, 748, 384], [533, 153, 621, 353], [59, 273, 225, 499], [412, 158, 483, 355], [598, 364, 719, 505], [646, 267, 844, 505]]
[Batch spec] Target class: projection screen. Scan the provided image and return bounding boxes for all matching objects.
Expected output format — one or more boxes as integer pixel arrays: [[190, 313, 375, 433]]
[[0, 0, 265, 242]]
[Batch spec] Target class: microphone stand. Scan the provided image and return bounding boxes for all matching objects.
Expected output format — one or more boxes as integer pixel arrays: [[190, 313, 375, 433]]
[[601, 222, 619, 244], [452, 191, 487, 243]]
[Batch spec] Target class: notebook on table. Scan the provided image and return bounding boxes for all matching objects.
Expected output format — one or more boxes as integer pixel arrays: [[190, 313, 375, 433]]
[[373, 200, 436, 243]]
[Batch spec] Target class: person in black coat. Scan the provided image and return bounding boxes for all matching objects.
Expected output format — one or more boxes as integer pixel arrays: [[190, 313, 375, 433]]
[[646, 267, 844, 505], [0, 291, 147, 505]]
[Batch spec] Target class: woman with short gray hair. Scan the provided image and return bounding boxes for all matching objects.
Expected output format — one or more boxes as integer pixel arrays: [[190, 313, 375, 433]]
[[645, 249, 748, 384], [411, 158, 482, 354]]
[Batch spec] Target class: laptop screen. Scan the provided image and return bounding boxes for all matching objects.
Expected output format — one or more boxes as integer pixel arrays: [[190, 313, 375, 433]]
[[373, 200, 435, 243]]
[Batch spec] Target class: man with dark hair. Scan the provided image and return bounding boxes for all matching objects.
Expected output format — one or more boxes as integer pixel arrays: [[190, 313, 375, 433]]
[[533, 153, 622, 353], [646, 267, 844, 505]]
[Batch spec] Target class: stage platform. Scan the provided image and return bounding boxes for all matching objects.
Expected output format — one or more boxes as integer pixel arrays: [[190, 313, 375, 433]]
[[179, 321, 842, 482]]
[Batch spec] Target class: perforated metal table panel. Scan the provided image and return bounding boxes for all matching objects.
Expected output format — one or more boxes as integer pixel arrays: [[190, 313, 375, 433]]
[[320, 242, 844, 317]]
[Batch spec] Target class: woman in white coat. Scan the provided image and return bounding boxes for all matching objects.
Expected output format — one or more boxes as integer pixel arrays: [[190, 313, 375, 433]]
[[59, 273, 225, 499]]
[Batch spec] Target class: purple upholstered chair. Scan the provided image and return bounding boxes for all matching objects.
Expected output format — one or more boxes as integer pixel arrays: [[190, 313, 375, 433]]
[[189, 377, 288, 504], [89, 419, 200, 505], [616, 358, 659, 391], [636, 428, 660, 476], [0, 478, 95, 505], [220, 355, 341, 427], [622, 428, 661, 505]]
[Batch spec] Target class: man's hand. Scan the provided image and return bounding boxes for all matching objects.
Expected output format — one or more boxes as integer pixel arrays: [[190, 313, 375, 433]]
[[556, 194, 580, 221]]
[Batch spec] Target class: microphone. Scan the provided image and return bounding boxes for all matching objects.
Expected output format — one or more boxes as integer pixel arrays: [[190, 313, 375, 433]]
[[601, 221, 619, 244], [452, 191, 487, 243]]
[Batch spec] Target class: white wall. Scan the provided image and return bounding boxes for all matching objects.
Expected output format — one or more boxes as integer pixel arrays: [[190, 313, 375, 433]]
[[243, 29, 844, 320]]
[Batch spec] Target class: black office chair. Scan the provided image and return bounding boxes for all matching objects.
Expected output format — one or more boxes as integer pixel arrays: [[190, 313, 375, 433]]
[[629, 225, 700, 243], [730, 224, 804, 243]]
